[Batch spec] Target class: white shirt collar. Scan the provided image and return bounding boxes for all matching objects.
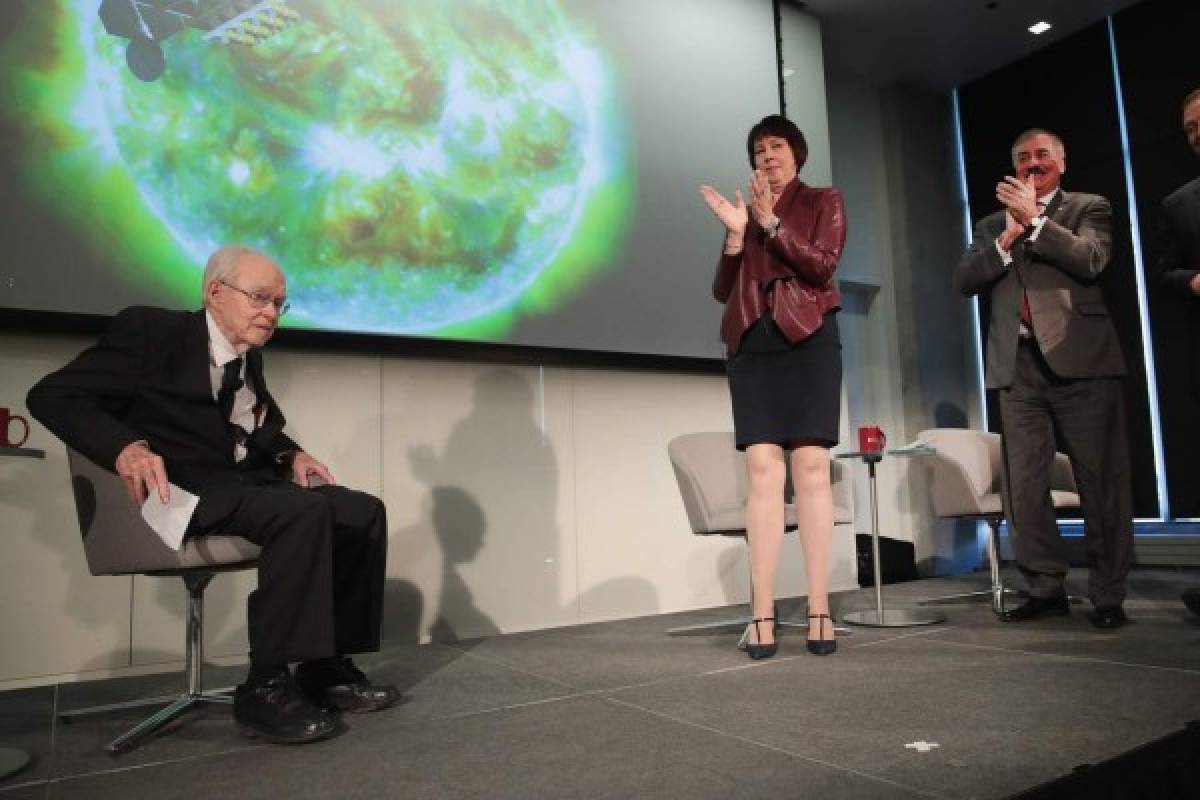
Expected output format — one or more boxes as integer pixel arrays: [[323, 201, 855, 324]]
[[1038, 188, 1060, 207], [205, 310, 240, 368]]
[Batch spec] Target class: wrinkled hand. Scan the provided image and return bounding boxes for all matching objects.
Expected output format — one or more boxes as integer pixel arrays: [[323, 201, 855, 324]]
[[699, 184, 748, 235], [996, 211, 1025, 253], [292, 451, 336, 487], [996, 175, 1039, 226], [747, 170, 776, 227], [115, 441, 169, 506], [1190, 273, 1200, 296]]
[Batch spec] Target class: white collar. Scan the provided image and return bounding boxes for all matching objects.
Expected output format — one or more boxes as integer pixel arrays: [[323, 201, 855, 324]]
[[205, 310, 241, 368], [1038, 188, 1060, 207]]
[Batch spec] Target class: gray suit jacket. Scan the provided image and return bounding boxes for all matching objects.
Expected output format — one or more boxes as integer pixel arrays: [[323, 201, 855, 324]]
[[954, 190, 1125, 389]]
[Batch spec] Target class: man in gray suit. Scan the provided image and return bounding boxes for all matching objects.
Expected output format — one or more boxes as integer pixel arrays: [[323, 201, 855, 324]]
[[1155, 89, 1200, 618], [955, 128, 1133, 629]]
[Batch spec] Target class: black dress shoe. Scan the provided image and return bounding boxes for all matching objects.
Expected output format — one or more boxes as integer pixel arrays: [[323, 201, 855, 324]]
[[1087, 605, 1128, 630], [1001, 593, 1069, 622], [806, 613, 837, 656], [296, 657, 407, 714], [233, 671, 344, 744], [744, 617, 777, 660], [1182, 588, 1200, 619]]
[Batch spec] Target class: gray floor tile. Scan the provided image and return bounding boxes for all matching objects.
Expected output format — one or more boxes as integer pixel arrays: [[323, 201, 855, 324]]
[[46, 695, 934, 800], [47, 642, 578, 779], [609, 629, 1200, 799], [4, 568, 1199, 798], [351, 641, 592, 722], [455, 594, 897, 693], [0, 687, 53, 787], [0, 783, 46, 800]]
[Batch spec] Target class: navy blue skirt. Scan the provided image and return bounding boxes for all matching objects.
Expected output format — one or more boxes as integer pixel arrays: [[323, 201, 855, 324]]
[[726, 312, 842, 451]]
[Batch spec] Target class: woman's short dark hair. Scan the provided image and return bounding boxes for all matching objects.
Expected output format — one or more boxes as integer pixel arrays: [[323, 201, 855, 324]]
[[746, 114, 808, 170]]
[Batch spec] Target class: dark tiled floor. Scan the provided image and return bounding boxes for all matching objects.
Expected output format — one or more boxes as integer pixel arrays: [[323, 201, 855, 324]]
[[3, 567, 1200, 799]]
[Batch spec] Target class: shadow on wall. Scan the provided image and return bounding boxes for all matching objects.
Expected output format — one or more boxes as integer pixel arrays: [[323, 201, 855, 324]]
[[427, 486, 498, 642], [401, 368, 556, 643]]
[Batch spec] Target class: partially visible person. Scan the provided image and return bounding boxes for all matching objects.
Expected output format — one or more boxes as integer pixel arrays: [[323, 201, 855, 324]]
[[954, 129, 1134, 629], [27, 245, 402, 744], [1153, 88, 1200, 619], [700, 114, 847, 659]]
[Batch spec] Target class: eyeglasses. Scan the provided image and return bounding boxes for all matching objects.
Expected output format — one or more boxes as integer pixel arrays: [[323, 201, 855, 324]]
[[220, 280, 290, 315]]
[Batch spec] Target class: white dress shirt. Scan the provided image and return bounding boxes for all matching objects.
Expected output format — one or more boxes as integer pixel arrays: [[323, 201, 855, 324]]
[[205, 311, 260, 462]]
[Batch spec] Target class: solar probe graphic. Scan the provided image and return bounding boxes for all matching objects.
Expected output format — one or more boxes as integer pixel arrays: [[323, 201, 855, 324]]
[[98, 0, 300, 81]]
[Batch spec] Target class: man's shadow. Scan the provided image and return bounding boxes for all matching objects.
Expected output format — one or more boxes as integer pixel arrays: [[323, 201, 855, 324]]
[[405, 369, 555, 644]]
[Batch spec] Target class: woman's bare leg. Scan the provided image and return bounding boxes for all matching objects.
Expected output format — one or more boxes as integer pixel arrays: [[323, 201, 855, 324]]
[[790, 444, 834, 641], [745, 443, 787, 644]]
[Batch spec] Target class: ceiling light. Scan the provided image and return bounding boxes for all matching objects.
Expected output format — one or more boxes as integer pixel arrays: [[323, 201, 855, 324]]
[[1028, 21, 1052, 35]]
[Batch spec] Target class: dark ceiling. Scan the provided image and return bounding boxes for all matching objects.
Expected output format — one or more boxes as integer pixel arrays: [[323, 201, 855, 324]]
[[792, 0, 1145, 91]]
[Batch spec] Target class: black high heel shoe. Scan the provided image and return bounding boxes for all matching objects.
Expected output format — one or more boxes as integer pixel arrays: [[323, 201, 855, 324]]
[[745, 616, 777, 660], [806, 613, 837, 656]]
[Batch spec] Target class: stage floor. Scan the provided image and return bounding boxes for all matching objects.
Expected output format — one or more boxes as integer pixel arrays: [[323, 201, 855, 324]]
[[3, 567, 1200, 799]]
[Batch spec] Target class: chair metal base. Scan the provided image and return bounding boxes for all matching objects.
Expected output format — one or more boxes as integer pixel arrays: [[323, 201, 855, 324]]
[[920, 586, 1028, 609], [842, 608, 946, 627], [57, 571, 237, 755], [60, 690, 235, 755], [0, 748, 31, 781]]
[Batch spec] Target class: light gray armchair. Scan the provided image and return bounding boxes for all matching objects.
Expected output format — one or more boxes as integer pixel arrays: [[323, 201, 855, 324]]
[[62, 447, 261, 755], [666, 432, 854, 641], [912, 428, 1080, 614]]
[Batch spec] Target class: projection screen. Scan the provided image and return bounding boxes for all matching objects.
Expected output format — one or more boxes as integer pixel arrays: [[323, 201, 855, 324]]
[[0, 0, 819, 359]]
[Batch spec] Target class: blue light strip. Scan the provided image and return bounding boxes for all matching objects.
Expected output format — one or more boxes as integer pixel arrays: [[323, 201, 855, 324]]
[[951, 88, 991, 558], [951, 89, 989, 423], [1107, 17, 1169, 521]]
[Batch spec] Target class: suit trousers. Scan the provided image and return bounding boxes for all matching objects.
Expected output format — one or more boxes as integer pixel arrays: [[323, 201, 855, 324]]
[[998, 339, 1133, 607], [192, 481, 388, 664]]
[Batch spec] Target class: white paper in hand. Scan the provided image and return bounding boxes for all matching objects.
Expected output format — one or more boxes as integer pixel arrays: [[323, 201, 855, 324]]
[[141, 484, 199, 551]]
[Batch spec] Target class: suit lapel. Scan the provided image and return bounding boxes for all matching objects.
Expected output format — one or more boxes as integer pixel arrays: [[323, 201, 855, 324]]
[[245, 349, 287, 447], [1042, 188, 1066, 222], [173, 310, 218, 403]]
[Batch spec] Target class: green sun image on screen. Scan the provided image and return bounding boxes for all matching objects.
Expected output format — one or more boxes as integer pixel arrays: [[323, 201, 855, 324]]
[[12, 1, 636, 338]]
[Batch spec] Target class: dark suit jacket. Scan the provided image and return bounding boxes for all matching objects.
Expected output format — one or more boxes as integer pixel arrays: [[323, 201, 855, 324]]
[[954, 190, 1125, 389], [1154, 175, 1200, 391], [712, 179, 846, 353], [1155, 175, 1200, 295], [27, 306, 299, 528]]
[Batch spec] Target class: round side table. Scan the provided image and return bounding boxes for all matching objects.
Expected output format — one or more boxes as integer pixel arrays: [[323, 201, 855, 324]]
[[836, 447, 945, 627]]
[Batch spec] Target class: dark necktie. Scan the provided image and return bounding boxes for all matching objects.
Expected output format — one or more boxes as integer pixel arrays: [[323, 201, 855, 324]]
[[217, 356, 244, 425]]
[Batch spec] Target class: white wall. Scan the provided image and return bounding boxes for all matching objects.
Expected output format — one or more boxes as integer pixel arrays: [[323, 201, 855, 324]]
[[825, 67, 987, 574], [0, 332, 867, 687]]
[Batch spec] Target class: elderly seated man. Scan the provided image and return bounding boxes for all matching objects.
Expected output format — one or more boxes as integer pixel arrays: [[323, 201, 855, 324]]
[[27, 245, 403, 744]]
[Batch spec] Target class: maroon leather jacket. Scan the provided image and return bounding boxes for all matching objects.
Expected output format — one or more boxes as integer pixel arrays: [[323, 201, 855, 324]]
[[713, 179, 847, 353]]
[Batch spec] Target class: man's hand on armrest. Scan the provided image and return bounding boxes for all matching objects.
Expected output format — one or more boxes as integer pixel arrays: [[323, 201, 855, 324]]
[[289, 451, 336, 487], [114, 441, 170, 506]]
